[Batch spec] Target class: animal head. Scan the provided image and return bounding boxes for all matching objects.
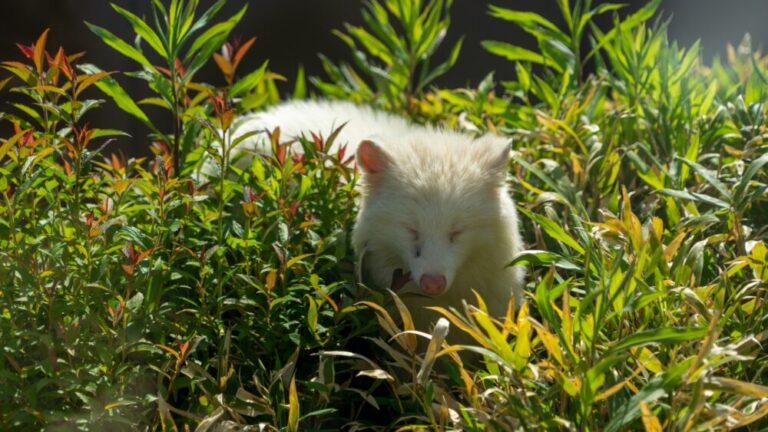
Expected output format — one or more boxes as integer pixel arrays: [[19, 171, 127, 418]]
[[352, 131, 513, 297]]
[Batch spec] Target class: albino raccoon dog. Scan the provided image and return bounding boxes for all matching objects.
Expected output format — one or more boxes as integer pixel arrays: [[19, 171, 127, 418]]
[[213, 100, 525, 336]]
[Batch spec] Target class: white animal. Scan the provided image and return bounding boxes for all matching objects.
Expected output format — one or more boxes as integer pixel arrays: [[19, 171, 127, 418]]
[[205, 100, 525, 335]]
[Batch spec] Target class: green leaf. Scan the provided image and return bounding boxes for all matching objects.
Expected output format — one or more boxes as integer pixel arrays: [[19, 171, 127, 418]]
[[229, 61, 269, 98], [734, 153, 768, 208], [111, 4, 167, 59], [184, 4, 248, 79], [519, 208, 585, 254], [677, 157, 731, 200], [608, 327, 707, 355], [482, 41, 563, 73], [489, 5, 560, 33], [91, 128, 130, 139], [585, 0, 660, 62], [307, 296, 318, 335], [347, 25, 394, 66], [86, 22, 157, 72], [292, 65, 306, 99], [508, 250, 581, 271], [578, 3, 624, 36], [606, 360, 691, 432], [418, 36, 463, 91], [79, 63, 156, 132], [181, 0, 227, 47]]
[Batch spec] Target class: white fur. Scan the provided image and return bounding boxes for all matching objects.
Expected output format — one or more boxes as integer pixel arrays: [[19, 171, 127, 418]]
[[215, 100, 525, 335]]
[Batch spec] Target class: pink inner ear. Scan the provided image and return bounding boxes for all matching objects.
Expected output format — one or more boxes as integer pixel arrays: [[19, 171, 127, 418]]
[[357, 140, 389, 174]]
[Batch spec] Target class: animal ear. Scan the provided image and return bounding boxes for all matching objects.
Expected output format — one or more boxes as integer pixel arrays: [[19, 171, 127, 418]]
[[356, 139, 391, 175], [480, 134, 512, 174]]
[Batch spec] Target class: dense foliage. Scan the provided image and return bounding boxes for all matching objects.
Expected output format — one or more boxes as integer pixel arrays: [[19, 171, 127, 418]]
[[1, 0, 766, 430]]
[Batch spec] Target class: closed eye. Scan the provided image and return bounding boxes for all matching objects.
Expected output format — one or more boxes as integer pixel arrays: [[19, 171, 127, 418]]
[[407, 227, 419, 241], [449, 229, 463, 243]]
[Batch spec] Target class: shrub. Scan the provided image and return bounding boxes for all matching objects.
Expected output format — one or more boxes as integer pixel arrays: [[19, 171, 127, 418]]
[[1, 0, 766, 430]]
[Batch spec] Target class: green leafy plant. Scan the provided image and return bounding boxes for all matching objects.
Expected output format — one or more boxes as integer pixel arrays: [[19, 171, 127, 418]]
[[313, 0, 463, 114], [1, 0, 767, 430], [86, 0, 274, 177]]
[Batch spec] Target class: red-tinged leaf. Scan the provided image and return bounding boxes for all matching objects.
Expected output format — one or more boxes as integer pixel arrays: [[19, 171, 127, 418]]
[[45, 49, 55, 65], [135, 247, 159, 265], [242, 185, 255, 203], [121, 264, 134, 276], [156, 65, 172, 78], [209, 94, 226, 115], [33, 29, 50, 74], [21, 130, 37, 148], [276, 143, 287, 167], [233, 36, 256, 70], [174, 57, 186, 79], [310, 132, 324, 152], [157, 344, 180, 361], [16, 43, 34, 59], [212, 52, 233, 82], [74, 125, 95, 149], [164, 156, 172, 177], [123, 242, 136, 261], [51, 47, 75, 81], [178, 340, 191, 358]]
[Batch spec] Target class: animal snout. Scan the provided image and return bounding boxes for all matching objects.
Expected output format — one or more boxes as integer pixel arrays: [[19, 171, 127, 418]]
[[419, 274, 447, 296]]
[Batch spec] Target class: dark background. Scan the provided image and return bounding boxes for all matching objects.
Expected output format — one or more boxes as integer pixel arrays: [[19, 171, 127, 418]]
[[2, 0, 768, 157]]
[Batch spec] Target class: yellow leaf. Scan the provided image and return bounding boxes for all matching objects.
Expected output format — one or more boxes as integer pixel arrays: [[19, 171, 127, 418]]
[[651, 217, 663, 242], [513, 303, 532, 370], [596, 367, 641, 401], [473, 309, 515, 363], [265, 271, 277, 292], [388, 290, 417, 352], [640, 401, 663, 432], [561, 279, 574, 354], [288, 376, 300, 432], [34, 29, 50, 74], [357, 301, 401, 340], [707, 376, 768, 398], [0, 130, 28, 161], [663, 232, 687, 262], [471, 289, 489, 314], [285, 253, 313, 270], [633, 347, 663, 374], [428, 306, 488, 347], [532, 323, 564, 367]]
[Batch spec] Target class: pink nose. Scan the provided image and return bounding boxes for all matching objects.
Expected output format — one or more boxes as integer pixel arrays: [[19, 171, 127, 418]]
[[419, 274, 447, 296]]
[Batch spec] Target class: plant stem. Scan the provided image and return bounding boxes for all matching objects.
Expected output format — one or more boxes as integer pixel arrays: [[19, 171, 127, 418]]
[[171, 71, 182, 177]]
